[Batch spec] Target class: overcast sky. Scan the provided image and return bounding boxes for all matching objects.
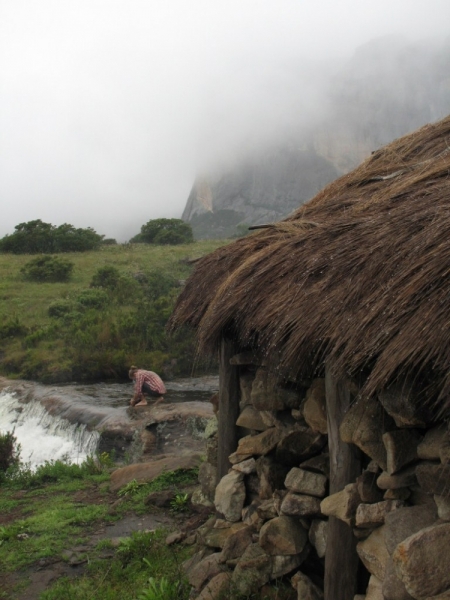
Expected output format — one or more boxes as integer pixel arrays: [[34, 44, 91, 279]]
[[1, 1, 449, 241]]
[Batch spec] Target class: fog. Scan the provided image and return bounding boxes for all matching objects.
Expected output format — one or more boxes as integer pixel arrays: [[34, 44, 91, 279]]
[[1, 0, 449, 241]]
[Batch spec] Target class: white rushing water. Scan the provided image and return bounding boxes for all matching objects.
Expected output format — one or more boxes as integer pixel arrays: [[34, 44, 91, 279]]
[[0, 391, 100, 468]]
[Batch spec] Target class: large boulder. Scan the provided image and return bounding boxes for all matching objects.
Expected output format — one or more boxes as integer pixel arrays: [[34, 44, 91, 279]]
[[393, 523, 450, 598], [259, 516, 308, 556], [384, 504, 437, 554]]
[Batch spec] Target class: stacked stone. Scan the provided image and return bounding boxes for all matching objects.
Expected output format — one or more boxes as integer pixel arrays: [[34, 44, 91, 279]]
[[187, 361, 450, 600], [328, 382, 450, 599], [187, 357, 330, 599]]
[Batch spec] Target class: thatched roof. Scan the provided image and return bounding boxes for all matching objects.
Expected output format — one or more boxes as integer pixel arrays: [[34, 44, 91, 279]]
[[170, 115, 450, 408]]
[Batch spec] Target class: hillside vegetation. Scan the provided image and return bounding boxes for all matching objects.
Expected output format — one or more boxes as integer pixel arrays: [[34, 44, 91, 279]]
[[0, 241, 227, 383]]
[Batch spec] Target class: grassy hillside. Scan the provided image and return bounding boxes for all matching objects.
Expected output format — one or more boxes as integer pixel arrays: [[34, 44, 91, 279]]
[[0, 241, 227, 383]]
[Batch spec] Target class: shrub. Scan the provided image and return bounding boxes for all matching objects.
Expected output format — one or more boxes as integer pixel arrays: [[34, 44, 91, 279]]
[[48, 300, 73, 318], [90, 265, 121, 289], [76, 289, 110, 309], [21, 255, 74, 282], [0, 431, 20, 474], [0, 316, 27, 339]]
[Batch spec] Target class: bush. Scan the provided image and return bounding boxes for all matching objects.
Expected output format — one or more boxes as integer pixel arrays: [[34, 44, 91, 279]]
[[76, 289, 110, 309], [90, 265, 121, 289], [0, 431, 20, 474], [21, 256, 74, 282], [48, 300, 73, 318], [0, 316, 27, 339]]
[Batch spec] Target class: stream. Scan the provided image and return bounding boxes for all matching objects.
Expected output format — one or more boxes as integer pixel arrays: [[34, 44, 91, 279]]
[[0, 376, 218, 468]]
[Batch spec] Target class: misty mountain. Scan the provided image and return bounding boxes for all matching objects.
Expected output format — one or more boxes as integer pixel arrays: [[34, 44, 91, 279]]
[[183, 36, 450, 239]]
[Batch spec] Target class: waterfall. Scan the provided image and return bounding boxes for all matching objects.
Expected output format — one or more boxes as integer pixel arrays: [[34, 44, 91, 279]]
[[0, 391, 100, 468]]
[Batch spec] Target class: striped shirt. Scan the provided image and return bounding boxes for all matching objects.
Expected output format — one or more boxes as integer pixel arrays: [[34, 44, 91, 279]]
[[134, 370, 166, 397]]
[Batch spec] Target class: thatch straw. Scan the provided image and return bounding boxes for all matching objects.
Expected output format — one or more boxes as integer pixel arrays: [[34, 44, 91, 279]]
[[170, 116, 450, 409]]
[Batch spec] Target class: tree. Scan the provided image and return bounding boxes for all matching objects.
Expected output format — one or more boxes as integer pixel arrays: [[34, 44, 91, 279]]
[[134, 218, 194, 245], [0, 220, 104, 254]]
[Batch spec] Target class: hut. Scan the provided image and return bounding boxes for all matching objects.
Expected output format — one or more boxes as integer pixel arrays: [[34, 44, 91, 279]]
[[170, 115, 450, 600]]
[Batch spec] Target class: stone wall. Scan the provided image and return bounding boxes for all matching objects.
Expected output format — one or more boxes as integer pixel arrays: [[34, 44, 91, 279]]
[[188, 354, 450, 600]]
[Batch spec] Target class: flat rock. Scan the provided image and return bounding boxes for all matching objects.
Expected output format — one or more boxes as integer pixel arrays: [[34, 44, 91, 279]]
[[320, 483, 361, 526], [280, 492, 322, 517], [285, 467, 327, 498], [232, 457, 256, 475], [236, 428, 283, 457], [110, 453, 202, 492], [393, 523, 450, 598], [355, 500, 405, 529], [376, 465, 417, 490]]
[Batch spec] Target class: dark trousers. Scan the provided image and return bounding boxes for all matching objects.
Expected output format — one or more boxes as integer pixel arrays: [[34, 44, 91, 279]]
[[142, 382, 162, 397]]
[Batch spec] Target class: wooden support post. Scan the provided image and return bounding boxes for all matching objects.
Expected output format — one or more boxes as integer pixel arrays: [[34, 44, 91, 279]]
[[324, 363, 362, 600], [217, 338, 240, 481]]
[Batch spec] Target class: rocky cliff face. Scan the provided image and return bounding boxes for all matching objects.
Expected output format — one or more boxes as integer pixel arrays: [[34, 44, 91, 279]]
[[183, 36, 450, 239]]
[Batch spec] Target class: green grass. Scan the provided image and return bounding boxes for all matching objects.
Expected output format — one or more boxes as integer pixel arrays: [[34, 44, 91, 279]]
[[0, 241, 226, 330], [0, 457, 202, 600], [0, 240, 228, 382]]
